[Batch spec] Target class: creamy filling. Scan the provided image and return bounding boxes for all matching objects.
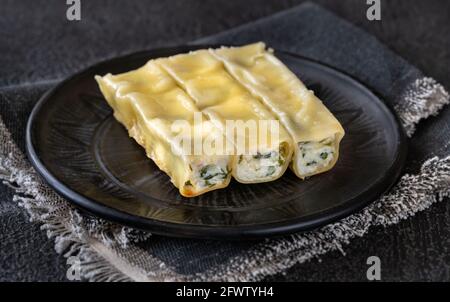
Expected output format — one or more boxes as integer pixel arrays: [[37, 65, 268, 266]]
[[235, 149, 285, 182], [185, 160, 230, 190], [297, 138, 335, 176]]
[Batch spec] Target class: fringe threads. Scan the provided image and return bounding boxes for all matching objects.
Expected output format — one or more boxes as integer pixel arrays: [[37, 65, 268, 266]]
[[0, 76, 449, 281]]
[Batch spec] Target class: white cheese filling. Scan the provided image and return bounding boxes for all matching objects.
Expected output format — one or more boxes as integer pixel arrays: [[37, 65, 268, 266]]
[[235, 149, 285, 182], [296, 138, 335, 176], [186, 159, 230, 190]]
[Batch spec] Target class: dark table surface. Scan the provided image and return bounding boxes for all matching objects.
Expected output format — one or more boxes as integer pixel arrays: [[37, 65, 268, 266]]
[[0, 0, 449, 281]]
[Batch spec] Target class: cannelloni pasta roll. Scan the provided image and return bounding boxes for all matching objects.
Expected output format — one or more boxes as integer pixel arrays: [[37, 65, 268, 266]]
[[212, 43, 345, 178], [95, 61, 232, 197], [158, 50, 294, 183]]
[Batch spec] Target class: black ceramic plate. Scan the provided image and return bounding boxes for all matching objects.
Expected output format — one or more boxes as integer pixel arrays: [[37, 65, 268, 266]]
[[26, 45, 407, 239]]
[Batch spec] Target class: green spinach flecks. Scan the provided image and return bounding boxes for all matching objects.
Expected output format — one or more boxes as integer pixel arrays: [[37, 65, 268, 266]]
[[266, 166, 276, 177]]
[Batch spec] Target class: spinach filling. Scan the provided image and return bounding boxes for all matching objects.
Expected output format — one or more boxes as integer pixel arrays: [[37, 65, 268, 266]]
[[298, 139, 335, 171], [266, 166, 276, 177], [306, 161, 317, 166], [199, 165, 230, 187], [255, 148, 286, 177], [252, 151, 273, 159], [237, 144, 287, 180]]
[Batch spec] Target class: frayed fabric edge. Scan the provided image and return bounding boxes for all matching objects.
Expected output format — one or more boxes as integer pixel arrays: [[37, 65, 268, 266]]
[[0, 117, 164, 282], [395, 77, 450, 137], [0, 161, 133, 281], [191, 76, 450, 281], [192, 156, 450, 281], [0, 75, 449, 282]]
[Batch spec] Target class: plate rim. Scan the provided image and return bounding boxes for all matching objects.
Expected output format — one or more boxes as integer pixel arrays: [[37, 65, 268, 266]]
[[26, 44, 408, 240]]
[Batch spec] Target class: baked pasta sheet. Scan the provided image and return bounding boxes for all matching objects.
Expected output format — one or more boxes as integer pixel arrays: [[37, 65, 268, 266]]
[[95, 43, 344, 197]]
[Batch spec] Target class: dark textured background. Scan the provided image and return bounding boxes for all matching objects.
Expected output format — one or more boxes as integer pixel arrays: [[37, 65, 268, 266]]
[[0, 0, 449, 281]]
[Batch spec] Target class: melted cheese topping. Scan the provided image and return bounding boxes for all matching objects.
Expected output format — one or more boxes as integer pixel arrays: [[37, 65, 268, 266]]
[[95, 61, 232, 197], [158, 50, 293, 183], [212, 43, 345, 178], [95, 43, 345, 197]]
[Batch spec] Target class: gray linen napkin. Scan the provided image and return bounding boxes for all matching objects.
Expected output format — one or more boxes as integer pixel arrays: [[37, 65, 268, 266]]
[[1, 3, 449, 281]]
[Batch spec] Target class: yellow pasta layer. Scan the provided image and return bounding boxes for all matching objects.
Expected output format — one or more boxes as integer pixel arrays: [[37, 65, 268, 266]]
[[95, 61, 232, 197], [95, 43, 345, 197], [158, 50, 294, 183], [212, 42, 345, 178]]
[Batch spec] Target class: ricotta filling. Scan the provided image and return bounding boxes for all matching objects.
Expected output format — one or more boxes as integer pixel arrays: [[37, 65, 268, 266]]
[[235, 149, 285, 182], [297, 137, 335, 176], [185, 159, 230, 190]]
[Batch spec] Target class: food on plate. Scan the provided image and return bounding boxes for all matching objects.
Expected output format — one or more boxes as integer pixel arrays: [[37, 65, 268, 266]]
[[212, 42, 345, 178], [95, 42, 345, 197], [95, 62, 232, 197], [158, 50, 293, 183]]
